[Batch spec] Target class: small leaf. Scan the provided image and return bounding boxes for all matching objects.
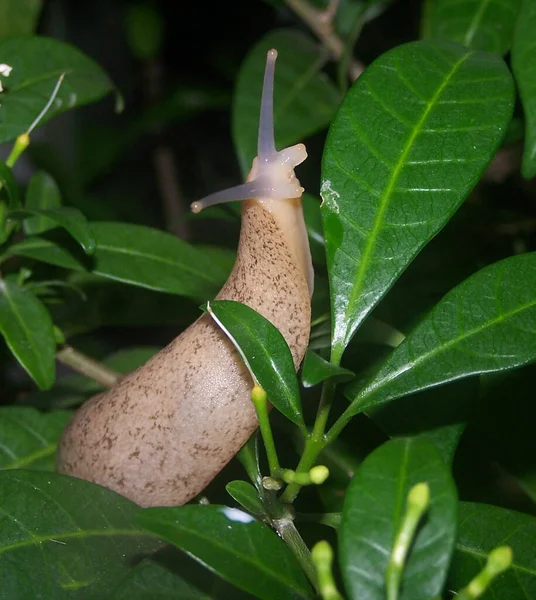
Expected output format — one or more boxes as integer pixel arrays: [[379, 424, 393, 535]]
[[321, 40, 514, 362], [207, 300, 304, 428], [226, 481, 265, 517], [0, 279, 55, 389], [0, 406, 72, 471], [301, 350, 354, 388], [340, 437, 458, 600], [11, 207, 95, 253], [449, 502, 536, 598], [0, 159, 21, 207], [24, 170, 62, 234], [237, 434, 263, 492], [428, 0, 522, 55], [91, 223, 232, 298], [0, 470, 161, 599], [8, 223, 233, 299], [7, 235, 86, 271], [512, 0, 536, 179], [0, 0, 42, 38], [233, 29, 340, 175], [348, 252, 536, 415], [0, 36, 115, 142], [136, 505, 312, 600]]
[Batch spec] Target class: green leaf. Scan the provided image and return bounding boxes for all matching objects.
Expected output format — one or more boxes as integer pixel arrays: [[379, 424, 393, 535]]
[[11, 207, 95, 253], [136, 505, 312, 600], [340, 437, 458, 600], [512, 0, 536, 179], [427, 0, 522, 55], [8, 223, 233, 299], [0, 279, 55, 389], [237, 434, 263, 492], [0, 0, 42, 38], [0, 470, 161, 599], [90, 223, 232, 298], [7, 235, 86, 271], [23, 170, 62, 234], [233, 29, 340, 175], [348, 252, 536, 415], [0, 159, 21, 208], [321, 40, 514, 362], [0, 36, 115, 143], [106, 556, 213, 600], [0, 407, 72, 471], [207, 300, 304, 428], [449, 502, 536, 598], [301, 349, 354, 388], [226, 481, 265, 517]]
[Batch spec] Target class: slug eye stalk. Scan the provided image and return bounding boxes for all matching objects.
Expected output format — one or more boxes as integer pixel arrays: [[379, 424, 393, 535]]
[[190, 49, 307, 215]]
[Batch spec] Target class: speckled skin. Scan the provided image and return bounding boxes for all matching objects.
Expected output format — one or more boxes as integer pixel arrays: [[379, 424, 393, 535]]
[[56, 198, 311, 507]]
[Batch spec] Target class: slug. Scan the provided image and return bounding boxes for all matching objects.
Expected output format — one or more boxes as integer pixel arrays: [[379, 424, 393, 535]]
[[57, 49, 313, 507]]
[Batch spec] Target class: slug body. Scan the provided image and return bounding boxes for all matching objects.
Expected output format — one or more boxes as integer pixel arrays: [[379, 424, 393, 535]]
[[57, 50, 313, 507]]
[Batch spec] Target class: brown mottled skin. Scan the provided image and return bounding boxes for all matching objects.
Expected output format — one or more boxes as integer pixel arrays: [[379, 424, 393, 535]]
[[56, 198, 311, 507]]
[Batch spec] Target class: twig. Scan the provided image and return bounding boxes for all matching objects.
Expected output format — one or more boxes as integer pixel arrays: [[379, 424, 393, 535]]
[[56, 345, 120, 389], [284, 0, 364, 80]]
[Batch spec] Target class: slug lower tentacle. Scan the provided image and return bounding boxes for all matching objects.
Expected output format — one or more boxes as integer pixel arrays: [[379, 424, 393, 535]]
[[56, 49, 313, 507]]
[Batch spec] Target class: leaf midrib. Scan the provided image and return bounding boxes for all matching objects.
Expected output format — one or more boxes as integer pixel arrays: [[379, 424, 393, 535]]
[[340, 49, 473, 350]]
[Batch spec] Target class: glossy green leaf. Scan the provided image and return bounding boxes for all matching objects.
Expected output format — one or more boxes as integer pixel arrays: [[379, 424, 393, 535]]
[[0, 159, 21, 208], [0, 470, 161, 599], [226, 481, 265, 517], [23, 170, 62, 234], [0, 407, 71, 471], [207, 300, 304, 428], [0, 279, 55, 389], [340, 437, 458, 600], [449, 502, 536, 598], [321, 40, 514, 362], [348, 252, 536, 415], [427, 0, 522, 55], [8, 223, 233, 299], [11, 207, 95, 253], [88, 223, 232, 298], [233, 29, 340, 175], [0, 36, 115, 143], [136, 505, 312, 600], [512, 0, 536, 179], [301, 349, 354, 388], [0, 0, 42, 38]]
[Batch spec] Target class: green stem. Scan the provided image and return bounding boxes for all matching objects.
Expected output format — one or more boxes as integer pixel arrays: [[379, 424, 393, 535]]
[[312, 541, 344, 600], [251, 385, 281, 477], [273, 517, 318, 590], [385, 483, 430, 600], [56, 345, 121, 389], [280, 379, 336, 503]]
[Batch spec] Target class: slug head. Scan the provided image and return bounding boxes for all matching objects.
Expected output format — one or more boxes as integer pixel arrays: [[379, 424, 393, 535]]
[[190, 49, 308, 214]]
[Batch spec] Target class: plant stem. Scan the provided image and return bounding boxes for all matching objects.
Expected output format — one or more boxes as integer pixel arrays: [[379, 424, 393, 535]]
[[273, 517, 318, 590], [56, 345, 120, 389], [280, 379, 336, 503], [251, 385, 281, 476], [284, 0, 364, 79]]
